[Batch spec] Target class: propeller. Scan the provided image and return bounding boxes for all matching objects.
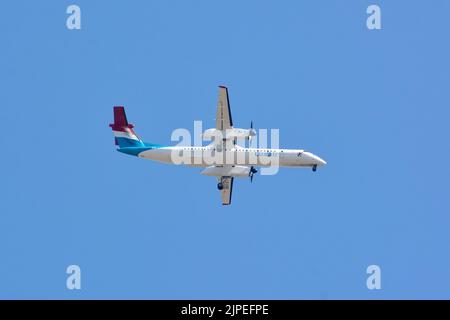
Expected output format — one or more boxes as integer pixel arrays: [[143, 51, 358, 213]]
[[249, 166, 258, 182]]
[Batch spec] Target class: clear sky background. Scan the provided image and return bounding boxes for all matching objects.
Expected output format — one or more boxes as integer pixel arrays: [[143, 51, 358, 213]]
[[1, 0, 449, 299]]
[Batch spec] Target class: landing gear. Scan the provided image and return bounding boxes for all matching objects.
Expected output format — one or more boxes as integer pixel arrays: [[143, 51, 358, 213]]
[[312, 165, 317, 172], [217, 182, 224, 190]]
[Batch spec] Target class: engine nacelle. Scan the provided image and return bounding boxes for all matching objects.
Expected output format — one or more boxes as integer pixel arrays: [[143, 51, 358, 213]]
[[203, 128, 222, 140], [203, 128, 256, 140], [201, 165, 250, 177], [227, 128, 256, 139]]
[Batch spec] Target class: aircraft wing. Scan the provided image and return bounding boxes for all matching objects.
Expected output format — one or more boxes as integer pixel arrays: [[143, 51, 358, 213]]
[[216, 86, 233, 130], [218, 176, 233, 205]]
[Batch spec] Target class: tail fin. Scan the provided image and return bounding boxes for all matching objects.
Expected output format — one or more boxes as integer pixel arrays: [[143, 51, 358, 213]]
[[109, 106, 144, 148]]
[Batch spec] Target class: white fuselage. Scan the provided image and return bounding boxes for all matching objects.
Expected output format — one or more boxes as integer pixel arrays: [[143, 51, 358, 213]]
[[138, 145, 326, 169]]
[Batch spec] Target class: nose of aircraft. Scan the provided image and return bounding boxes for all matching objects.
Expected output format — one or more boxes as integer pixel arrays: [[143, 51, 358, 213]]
[[315, 156, 327, 166], [304, 152, 327, 166]]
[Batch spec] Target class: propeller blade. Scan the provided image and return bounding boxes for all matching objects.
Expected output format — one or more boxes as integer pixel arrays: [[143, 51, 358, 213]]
[[248, 121, 256, 145], [249, 166, 258, 183]]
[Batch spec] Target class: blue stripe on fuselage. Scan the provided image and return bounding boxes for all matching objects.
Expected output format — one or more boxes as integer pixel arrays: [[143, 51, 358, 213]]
[[117, 142, 166, 156], [116, 137, 145, 148]]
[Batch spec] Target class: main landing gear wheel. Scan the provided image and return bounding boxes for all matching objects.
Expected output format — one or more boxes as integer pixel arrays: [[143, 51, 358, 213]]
[[217, 182, 224, 190], [312, 165, 317, 172]]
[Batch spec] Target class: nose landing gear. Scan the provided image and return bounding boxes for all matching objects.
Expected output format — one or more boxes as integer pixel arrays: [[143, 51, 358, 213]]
[[312, 165, 317, 172]]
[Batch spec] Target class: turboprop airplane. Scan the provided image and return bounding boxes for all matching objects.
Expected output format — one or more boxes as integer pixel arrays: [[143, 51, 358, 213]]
[[109, 86, 326, 205]]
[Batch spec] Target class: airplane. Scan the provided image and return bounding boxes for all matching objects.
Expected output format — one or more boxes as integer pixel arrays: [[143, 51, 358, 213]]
[[109, 86, 326, 205]]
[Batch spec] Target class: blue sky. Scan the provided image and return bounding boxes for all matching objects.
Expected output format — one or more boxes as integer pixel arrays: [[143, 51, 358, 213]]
[[1, 0, 450, 299]]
